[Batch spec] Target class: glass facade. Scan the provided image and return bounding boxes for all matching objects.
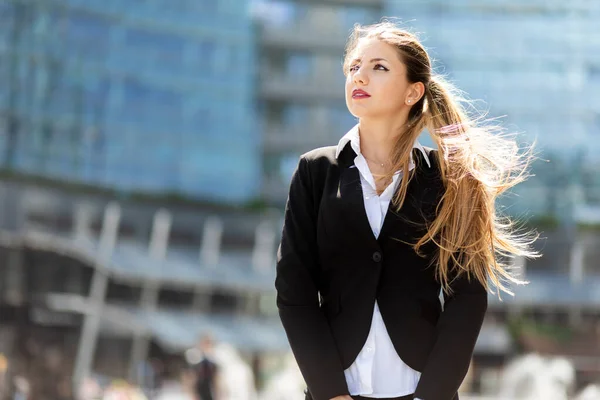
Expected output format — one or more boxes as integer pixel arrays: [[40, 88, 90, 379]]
[[0, 0, 261, 203], [385, 0, 600, 217], [255, 0, 381, 198]]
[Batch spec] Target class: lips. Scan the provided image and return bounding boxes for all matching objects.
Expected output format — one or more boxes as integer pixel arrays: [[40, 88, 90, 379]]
[[352, 89, 371, 99]]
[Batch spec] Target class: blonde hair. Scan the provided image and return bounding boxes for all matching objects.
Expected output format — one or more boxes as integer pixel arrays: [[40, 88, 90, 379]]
[[343, 21, 539, 295]]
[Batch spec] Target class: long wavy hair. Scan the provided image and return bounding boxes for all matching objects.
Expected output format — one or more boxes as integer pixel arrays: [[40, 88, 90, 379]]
[[343, 21, 539, 295]]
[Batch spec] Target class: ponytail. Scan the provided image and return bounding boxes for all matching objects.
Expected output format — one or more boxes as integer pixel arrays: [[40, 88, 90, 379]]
[[344, 22, 538, 296], [414, 75, 538, 295]]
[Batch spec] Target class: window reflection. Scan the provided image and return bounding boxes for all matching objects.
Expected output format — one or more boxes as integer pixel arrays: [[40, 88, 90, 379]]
[[66, 11, 111, 61]]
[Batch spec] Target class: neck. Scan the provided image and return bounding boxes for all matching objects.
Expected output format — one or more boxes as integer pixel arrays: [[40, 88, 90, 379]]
[[358, 117, 409, 163]]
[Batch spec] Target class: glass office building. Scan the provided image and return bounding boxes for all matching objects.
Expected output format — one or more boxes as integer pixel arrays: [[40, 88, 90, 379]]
[[255, 0, 382, 201], [385, 0, 600, 216], [0, 0, 261, 203], [255, 0, 600, 214]]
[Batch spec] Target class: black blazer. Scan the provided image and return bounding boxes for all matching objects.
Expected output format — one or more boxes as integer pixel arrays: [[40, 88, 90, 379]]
[[275, 142, 488, 400]]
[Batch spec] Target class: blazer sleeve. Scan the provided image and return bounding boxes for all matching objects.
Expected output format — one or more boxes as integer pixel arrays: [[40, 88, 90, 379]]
[[413, 268, 488, 400], [275, 156, 350, 400]]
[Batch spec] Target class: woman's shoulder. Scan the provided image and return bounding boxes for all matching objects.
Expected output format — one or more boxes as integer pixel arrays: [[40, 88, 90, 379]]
[[300, 145, 338, 163]]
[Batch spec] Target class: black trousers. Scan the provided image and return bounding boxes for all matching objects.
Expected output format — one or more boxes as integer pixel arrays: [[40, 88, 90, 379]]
[[353, 395, 413, 400], [304, 390, 414, 400]]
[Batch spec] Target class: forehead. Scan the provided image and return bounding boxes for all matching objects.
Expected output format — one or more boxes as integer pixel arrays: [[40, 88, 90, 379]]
[[350, 37, 401, 62]]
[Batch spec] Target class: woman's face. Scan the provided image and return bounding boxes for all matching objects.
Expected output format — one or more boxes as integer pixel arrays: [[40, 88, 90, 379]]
[[345, 38, 416, 121]]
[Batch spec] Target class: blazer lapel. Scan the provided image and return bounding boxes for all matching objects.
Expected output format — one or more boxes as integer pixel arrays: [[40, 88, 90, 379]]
[[337, 143, 379, 247]]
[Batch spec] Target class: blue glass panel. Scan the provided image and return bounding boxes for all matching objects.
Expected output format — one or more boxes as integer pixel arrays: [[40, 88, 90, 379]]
[[0, 2, 14, 39], [329, 105, 356, 132], [282, 104, 309, 127], [0, 52, 9, 107], [120, 78, 183, 130], [339, 6, 379, 32], [190, 39, 216, 72], [123, 27, 185, 71], [251, 0, 300, 27], [286, 52, 312, 77], [82, 77, 110, 121], [66, 11, 111, 62]]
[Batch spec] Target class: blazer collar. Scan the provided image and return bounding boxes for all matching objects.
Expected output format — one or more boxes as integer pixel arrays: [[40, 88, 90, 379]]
[[335, 124, 431, 169]]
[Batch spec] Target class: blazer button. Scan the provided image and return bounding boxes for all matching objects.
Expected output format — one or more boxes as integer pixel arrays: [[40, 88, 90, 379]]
[[372, 251, 382, 263]]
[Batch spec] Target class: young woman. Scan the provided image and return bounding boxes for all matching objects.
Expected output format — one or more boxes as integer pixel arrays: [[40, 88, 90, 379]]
[[275, 22, 537, 400]]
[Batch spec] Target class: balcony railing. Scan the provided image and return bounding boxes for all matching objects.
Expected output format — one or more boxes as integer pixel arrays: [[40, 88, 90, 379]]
[[259, 72, 345, 101], [259, 22, 348, 51], [263, 121, 344, 153]]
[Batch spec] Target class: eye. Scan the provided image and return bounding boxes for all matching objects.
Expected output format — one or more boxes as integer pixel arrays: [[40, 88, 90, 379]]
[[374, 64, 389, 71], [349, 64, 360, 72]]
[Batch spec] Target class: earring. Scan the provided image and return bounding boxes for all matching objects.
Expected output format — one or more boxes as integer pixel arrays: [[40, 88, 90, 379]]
[[407, 99, 412, 104]]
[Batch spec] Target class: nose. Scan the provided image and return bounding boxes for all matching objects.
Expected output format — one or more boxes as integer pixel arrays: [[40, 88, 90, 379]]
[[352, 67, 368, 85]]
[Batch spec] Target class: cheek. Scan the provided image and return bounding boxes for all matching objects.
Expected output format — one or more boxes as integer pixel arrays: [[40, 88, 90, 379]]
[[379, 82, 405, 108], [344, 78, 353, 95], [344, 80, 354, 102]]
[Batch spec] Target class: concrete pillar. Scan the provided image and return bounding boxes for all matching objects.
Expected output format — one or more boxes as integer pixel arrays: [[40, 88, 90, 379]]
[[252, 220, 276, 274], [569, 239, 584, 284], [73, 202, 120, 394], [129, 209, 171, 384], [73, 202, 95, 240], [199, 216, 223, 268], [568, 307, 583, 328], [193, 216, 224, 312], [0, 184, 25, 233], [4, 248, 24, 306]]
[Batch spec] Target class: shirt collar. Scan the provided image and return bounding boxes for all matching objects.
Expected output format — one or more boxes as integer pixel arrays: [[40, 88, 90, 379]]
[[335, 124, 431, 168]]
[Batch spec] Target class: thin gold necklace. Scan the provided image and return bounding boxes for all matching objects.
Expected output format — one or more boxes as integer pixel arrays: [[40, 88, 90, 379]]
[[363, 154, 389, 168]]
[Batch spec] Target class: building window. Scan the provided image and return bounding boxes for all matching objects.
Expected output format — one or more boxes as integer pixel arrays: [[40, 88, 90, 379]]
[[194, 39, 216, 73], [282, 104, 309, 128], [83, 77, 110, 122], [339, 7, 378, 32], [264, 152, 299, 182], [123, 27, 185, 72], [0, 53, 9, 106], [250, 0, 301, 27], [121, 79, 183, 130], [66, 11, 111, 61], [213, 44, 233, 75], [589, 64, 600, 82], [286, 52, 312, 77], [329, 105, 356, 132], [0, 3, 14, 39]]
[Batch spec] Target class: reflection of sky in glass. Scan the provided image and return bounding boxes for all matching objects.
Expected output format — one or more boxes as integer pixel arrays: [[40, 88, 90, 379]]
[[286, 53, 312, 77], [279, 153, 299, 182], [249, 0, 296, 26], [282, 104, 308, 127]]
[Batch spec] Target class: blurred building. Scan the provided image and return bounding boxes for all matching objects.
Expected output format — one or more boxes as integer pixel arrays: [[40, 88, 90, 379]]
[[0, 0, 261, 203], [0, 182, 285, 392], [1, 0, 600, 395], [385, 0, 600, 219], [254, 0, 383, 201], [255, 0, 600, 217], [2, 0, 599, 215]]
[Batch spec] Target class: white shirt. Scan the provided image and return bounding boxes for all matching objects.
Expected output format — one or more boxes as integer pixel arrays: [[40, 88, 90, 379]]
[[335, 125, 431, 398]]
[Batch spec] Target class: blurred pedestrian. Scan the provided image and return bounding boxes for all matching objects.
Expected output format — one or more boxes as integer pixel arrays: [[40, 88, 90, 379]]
[[0, 353, 7, 399], [188, 334, 222, 400], [275, 21, 538, 400], [12, 376, 29, 400]]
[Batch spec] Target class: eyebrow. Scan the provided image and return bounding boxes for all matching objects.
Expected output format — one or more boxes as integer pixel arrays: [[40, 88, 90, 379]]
[[351, 57, 389, 64]]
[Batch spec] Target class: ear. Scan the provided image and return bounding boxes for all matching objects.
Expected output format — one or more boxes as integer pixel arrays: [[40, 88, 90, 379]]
[[406, 81, 425, 104]]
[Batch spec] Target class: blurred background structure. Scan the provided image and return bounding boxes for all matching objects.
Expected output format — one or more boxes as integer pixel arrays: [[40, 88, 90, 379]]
[[0, 0, 599, 399]]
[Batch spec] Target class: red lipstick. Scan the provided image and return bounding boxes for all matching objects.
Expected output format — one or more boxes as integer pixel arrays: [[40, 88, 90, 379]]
[[352, 89, 371, 99]]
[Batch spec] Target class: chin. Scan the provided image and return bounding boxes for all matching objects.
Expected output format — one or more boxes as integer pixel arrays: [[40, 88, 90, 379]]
[[348, 109, 374, 120]]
